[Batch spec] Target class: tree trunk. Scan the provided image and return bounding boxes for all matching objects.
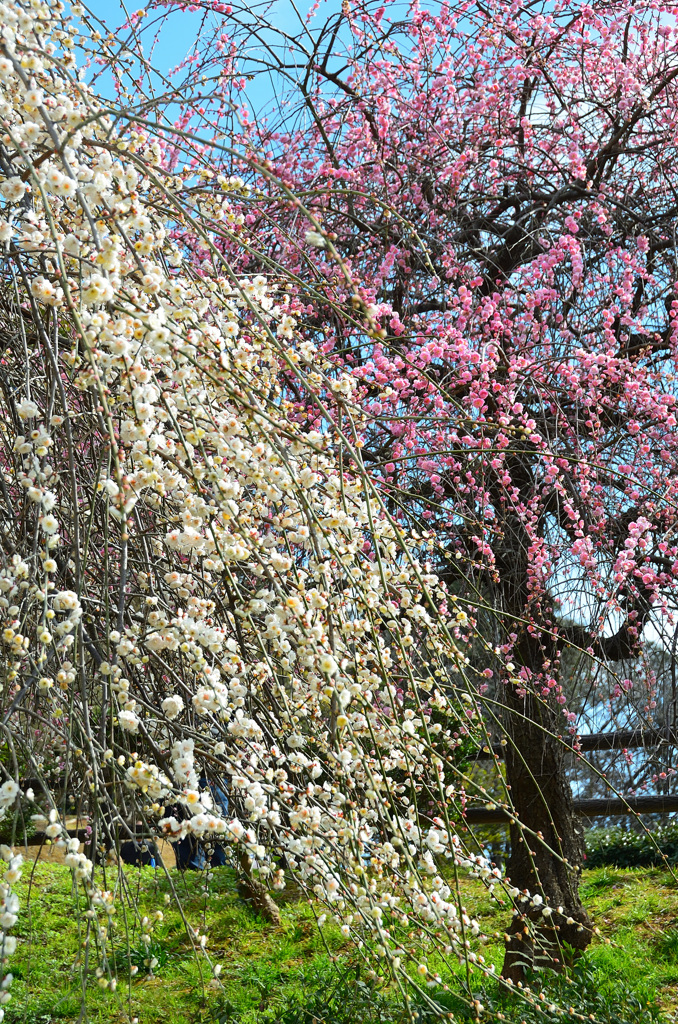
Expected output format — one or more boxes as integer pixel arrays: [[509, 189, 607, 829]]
[[501, 686, 592, 981], [237, 850, 281, 926]]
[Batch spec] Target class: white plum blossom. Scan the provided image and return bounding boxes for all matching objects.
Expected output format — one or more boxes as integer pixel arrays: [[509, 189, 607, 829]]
[[0, 177, 27, 202], [118, 709, 140, 733], [81, 274, 115, 306], [39, 514, 59, 535], [304, 230, 326, 248], [161, 694, 184, 720], [16, 399, 40, 420]]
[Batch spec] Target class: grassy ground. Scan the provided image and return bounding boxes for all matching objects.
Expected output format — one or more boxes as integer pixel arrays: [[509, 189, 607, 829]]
[[5, 857, 678, 1024]]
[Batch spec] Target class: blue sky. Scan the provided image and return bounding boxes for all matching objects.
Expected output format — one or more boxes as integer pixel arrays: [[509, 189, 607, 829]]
[[83, 1, 342, 78], [84, 1, 208, 77], [81, 0, 343, 123]]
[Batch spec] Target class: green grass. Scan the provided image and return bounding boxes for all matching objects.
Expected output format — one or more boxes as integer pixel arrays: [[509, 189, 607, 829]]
[[5, 860, 678, 1023], [7, 859, 349, 1024], [579, 866, 678, 1016]]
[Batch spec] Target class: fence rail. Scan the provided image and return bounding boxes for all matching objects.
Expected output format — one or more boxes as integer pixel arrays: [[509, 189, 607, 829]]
[[464, 794, 678, 825], [474, 728, 678, 760]]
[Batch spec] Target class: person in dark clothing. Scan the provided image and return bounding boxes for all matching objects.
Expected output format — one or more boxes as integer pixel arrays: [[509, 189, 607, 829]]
[[172, 832, 206, 871], [173, 777, 229, 871], [119, 839, 162, 868]]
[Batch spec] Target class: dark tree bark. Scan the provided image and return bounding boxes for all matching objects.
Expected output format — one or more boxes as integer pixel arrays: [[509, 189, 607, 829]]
[[501, 683, 592, 981], [490, 492, 597, 980], [237, 850, 281, 926]]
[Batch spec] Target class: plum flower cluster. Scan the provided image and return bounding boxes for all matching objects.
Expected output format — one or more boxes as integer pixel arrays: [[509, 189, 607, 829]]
[[0, 783, 22, 1022], [0, 848, 22, 1021]]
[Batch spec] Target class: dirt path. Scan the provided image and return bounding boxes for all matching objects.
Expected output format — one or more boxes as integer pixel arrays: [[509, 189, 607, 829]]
[[14, 838, 177, 867]]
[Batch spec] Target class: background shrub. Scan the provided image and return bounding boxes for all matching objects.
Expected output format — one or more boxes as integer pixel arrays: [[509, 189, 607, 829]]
[[584, 824, 678, 869]]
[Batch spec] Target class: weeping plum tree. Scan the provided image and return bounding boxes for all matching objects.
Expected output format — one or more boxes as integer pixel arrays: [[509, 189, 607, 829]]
[[161, 0, 678, 976]]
